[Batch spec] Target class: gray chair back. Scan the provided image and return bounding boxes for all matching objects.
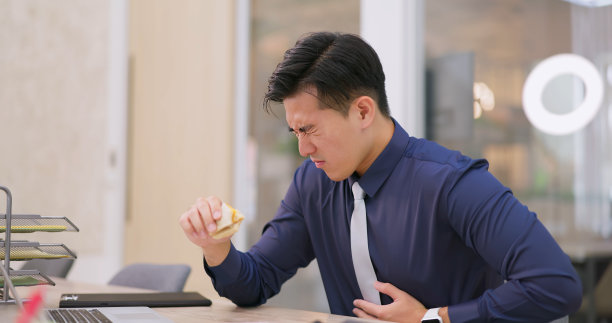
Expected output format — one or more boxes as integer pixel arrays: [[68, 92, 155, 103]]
[[108, 263, 191, 292], [21, 258, 75, 278]]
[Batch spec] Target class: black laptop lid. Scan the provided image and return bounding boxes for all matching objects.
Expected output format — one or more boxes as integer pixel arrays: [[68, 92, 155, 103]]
[[59, 292, 212, 308]]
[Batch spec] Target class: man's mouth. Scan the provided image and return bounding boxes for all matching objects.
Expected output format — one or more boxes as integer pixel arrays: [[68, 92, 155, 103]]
[[311, 159, 325, 168]]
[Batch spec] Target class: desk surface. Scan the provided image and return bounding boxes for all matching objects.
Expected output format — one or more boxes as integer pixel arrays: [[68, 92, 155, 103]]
[[1, 278, 378, 323]]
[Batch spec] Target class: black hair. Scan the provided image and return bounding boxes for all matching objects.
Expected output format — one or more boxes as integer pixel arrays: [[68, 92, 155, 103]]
[[263, 32, 390, 117]]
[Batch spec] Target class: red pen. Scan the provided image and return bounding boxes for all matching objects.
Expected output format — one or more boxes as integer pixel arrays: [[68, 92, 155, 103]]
[[16, 286, 45, 323]]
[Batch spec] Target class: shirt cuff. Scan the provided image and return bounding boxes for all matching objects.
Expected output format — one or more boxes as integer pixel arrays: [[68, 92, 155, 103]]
[[448, 298, 481, 323], [204, 243, 242, 283]]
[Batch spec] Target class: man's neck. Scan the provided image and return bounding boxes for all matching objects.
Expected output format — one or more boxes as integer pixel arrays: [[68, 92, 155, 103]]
[[355, 117, 395, 176]]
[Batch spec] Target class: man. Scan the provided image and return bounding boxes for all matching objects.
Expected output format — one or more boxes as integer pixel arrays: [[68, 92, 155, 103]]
[[179, 32, 582, 322]]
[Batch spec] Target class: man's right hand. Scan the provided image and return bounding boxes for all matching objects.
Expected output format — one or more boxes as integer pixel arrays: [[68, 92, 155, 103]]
[[179, 196, 232, 266]]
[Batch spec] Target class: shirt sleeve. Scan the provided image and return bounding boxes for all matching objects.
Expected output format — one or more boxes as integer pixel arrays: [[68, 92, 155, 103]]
[[444, 160, 582, 322], [204, 166, 315, 307]]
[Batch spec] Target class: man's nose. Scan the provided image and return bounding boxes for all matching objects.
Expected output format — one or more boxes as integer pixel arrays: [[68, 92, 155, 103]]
[[298, 137, 315, 157]]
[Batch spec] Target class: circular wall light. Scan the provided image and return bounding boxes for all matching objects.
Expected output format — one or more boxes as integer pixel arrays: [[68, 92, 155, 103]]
[[522, 53, 604, 136]]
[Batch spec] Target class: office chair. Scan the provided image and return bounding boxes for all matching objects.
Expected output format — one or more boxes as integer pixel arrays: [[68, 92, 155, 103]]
[[20, 258, 75, 278], [108, 263, 191, 292]]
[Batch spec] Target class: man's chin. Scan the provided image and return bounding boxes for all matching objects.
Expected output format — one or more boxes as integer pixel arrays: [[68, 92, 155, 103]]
[[322, 169, 350, 182]]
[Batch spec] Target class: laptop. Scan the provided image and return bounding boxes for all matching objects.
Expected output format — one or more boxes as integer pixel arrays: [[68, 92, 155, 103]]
[[46, 292, 212, 322], [46, 306, 173, 323], [58, 292, 212, 308]]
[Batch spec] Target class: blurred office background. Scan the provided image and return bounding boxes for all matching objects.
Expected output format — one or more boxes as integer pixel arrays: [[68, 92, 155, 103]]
[[1, 0, 611, 321]]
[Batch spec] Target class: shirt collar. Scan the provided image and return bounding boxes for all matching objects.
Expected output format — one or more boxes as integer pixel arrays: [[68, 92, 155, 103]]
[[348, 118, 411, 198]]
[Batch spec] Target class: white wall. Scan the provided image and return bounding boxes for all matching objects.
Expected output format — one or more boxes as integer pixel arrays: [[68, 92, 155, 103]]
[[0, 0, 125, 283]]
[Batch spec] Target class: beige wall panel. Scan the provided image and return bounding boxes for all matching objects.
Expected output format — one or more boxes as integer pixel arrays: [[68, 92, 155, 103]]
[[127, 0, 234, 296], [0, 0, 111, 280]]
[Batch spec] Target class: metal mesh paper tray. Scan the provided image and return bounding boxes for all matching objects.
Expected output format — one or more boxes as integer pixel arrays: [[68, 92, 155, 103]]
[[0, 241, 77, 260], [0, 214, 79, 233], [0, 269, 55, 287]]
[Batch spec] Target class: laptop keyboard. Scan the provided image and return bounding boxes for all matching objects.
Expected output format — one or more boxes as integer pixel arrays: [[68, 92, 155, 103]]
[[46, 308, 113, 323]]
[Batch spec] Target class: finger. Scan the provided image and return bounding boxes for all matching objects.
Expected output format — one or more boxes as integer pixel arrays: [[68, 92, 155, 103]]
[[178, 209, 196, 234], [187, 206, 207, 236], [206, 196, 223, 221], [353, 299, 382, 318], [353, 307, 377, 320], [375, 281, 405, 301], [195, 197, 216, 233]]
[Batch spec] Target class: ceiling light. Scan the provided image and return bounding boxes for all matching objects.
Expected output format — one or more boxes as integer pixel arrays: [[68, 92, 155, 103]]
[[522, 53, 603, 135], [473, 82, 495, 112]]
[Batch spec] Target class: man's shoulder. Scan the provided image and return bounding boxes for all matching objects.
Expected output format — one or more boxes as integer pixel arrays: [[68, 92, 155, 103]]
[[405, 137, 483, 172]]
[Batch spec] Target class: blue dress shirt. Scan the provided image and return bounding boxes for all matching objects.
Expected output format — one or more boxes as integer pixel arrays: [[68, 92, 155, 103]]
[[205, 120, 582, 322]]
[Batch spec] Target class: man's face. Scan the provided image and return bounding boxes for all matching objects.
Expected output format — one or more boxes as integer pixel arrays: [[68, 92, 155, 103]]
[[284, 89, 365, 181]]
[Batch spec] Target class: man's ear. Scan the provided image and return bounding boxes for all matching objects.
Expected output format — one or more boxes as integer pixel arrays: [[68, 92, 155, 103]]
[[352, 96, 376, 128]]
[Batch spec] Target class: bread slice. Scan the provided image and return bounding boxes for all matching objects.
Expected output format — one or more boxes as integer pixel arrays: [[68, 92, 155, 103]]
[[212, 202, 244, 239]]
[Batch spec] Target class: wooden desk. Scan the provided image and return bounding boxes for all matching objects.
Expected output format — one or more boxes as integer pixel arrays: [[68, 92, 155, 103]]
[[0, 278, 378, 322]]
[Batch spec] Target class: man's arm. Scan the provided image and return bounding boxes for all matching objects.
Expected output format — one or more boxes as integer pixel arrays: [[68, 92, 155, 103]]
[[178, 196, 233, 266], [182, 165, 315, 307], [203, 200, 315, 306], [353, 162, 581, 323], [444, 164, 582, 322]]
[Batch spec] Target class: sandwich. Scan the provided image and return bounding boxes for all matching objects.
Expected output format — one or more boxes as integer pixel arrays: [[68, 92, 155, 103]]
[[212, 202, 245, 239]]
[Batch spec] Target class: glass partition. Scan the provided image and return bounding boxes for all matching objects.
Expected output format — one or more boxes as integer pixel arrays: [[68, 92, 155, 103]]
[[425, 0, 612, 241]]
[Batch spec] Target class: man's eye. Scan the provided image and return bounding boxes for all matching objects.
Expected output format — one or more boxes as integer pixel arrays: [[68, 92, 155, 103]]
[[290, 127, 316, 138]]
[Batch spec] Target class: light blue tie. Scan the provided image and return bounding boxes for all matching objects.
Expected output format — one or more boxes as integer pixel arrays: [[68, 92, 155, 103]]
[[350, 182, 381, 304]]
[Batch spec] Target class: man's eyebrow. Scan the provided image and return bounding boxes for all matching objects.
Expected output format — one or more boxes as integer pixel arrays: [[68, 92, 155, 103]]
[[287, 125, 313, 133]]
